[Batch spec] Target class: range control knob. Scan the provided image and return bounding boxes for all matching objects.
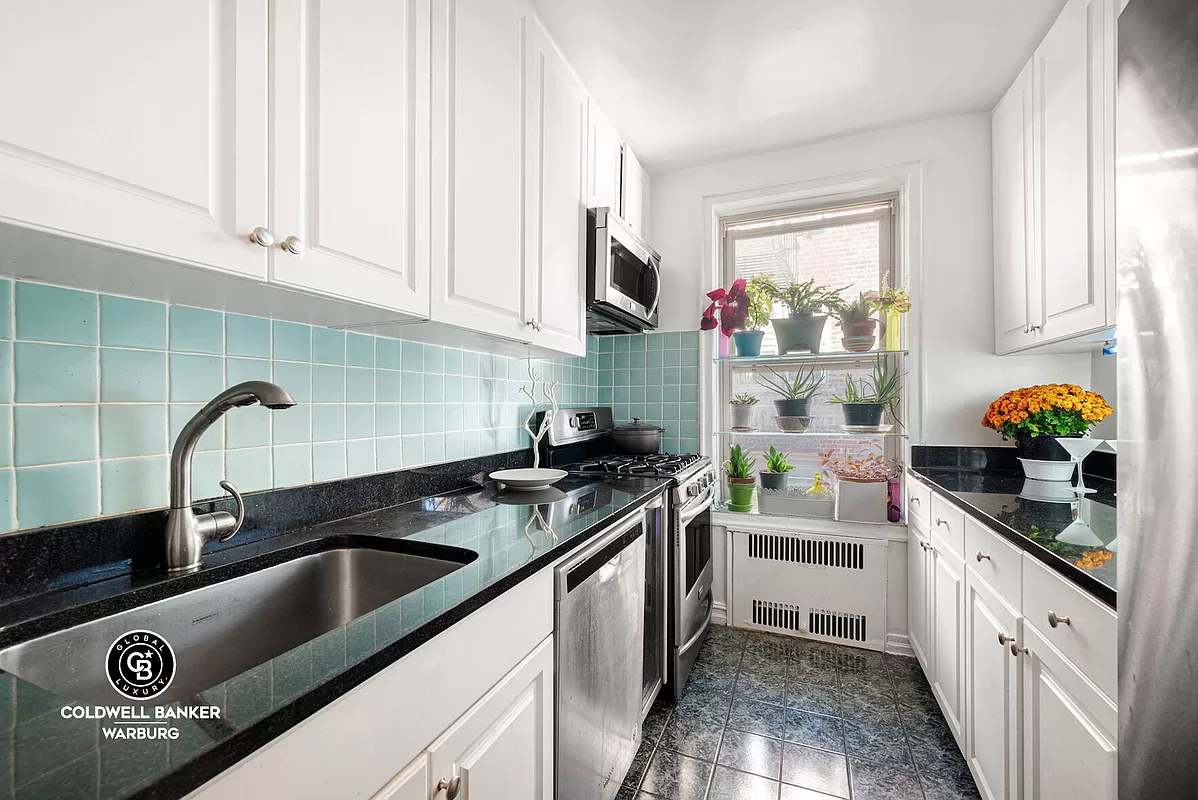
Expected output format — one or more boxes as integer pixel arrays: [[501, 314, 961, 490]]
[[687, 483, 700, 497]]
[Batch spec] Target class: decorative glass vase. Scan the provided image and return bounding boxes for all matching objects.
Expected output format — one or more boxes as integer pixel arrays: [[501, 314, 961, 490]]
[[885, 308, 902, 350]]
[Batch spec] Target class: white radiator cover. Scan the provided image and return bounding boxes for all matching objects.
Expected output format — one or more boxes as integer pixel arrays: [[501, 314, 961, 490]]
[[730, 528, 888, 651]]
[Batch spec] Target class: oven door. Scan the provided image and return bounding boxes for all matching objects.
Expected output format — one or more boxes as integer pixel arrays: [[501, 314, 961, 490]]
[[588, 208, 661, 329], [670, 490, 714, 700]]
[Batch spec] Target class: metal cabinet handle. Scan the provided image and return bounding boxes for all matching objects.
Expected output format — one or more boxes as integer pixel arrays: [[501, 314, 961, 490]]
[[1031, 324, 1042, 333], [281, 235, 305, 255], [437, 776, 461, 799], [1010, 641, 1028, 657], [998, 632, 1015, 646], [217, 480, 245, 543], [919, 541, 932, 552], [976, 551, 991, 562], [1048, 611, 1071, 628], [1023, 323, 1031, 334], [249, 226, 274, 247], [910, 497, 920, 506], [526, 318, 543, 332], [935, 518, 948, 528]]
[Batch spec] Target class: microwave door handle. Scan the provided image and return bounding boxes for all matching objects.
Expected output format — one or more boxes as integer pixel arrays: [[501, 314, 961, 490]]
[[648, 259, 662, 318]]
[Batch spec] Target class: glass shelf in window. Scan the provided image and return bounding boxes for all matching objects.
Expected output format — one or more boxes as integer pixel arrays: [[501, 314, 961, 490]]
[[715, 429, 907, 438], [714, 350, 907, 366]]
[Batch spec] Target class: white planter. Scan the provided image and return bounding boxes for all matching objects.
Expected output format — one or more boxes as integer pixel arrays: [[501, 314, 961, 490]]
[[758, 488, 835, 519], [834, 478, 889, 523], [1018, 458, 1077, 482], [729, 404, 757, 431]]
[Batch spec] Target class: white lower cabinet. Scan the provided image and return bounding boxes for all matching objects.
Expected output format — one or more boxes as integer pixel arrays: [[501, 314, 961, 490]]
[[372, 753, 430, 800], [907, 524, 932, 670], [964, 569, 1020, 800], [929, 532, 965, 744], [1019, 623, 1117, 800]]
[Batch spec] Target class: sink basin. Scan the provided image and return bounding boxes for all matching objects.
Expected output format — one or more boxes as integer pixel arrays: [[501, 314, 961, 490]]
[[0, 539, 475, 704]]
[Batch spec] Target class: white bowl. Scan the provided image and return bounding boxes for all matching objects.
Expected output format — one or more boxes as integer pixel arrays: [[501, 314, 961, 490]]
[[489, 468, 568, 491], [1018, 459, 1076, 482]]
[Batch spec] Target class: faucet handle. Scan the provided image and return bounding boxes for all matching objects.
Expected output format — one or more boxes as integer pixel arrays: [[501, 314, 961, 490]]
[[217, 480, 245, 543]]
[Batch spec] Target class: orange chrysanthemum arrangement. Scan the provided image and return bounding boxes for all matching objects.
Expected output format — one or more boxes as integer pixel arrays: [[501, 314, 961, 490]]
[[981, 384, 1113, 440]]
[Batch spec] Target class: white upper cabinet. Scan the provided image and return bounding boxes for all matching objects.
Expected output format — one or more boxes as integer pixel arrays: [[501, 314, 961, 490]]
[[992, 0, 1115, 353], [588, 104, 623, 212], [621, 144, 649, 238], [430, 0, 532, 342], [524, 20, 588, 356], [270, 0, 429, 317], [0, 0, 269, 278]]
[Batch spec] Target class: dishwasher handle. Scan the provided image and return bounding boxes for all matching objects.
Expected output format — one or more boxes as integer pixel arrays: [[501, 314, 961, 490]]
[[556, 505, 647, 598]]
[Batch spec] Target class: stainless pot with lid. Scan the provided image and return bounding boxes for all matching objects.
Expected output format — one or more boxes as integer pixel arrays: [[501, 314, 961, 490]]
[[611, 418, 666, 454]]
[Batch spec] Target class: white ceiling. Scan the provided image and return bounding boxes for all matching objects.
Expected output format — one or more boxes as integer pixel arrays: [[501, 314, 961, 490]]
[[531, 0, 1066, 173]]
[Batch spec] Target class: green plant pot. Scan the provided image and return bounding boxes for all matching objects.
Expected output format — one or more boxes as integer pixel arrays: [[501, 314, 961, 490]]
[[840, 403, 884, 428], [759, 471, 789, 491], [771, 314, 828, 354], [732, 330, 764, 357], [773, 397, 811, 417], [726, 478, 756, 511]]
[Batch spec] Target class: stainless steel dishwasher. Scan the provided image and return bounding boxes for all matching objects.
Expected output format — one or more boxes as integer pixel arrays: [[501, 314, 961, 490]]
[[555, 503, 648, 800]]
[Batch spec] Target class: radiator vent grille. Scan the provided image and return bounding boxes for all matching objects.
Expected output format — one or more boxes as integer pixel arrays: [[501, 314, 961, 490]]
[[751, 599, 803, 632], [809, 608, 868, 642], [747, 532, 865, 569]]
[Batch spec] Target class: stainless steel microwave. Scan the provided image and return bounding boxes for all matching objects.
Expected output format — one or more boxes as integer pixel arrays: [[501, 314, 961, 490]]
[[586, 207, 661, 334]]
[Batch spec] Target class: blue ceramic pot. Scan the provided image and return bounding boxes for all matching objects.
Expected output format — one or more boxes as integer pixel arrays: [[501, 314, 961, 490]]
[[732, 330, 764, 357]]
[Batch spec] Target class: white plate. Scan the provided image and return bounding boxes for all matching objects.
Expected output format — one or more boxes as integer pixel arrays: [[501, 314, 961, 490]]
[[843, 424, 893, 434], [489, 468, 568, 491]]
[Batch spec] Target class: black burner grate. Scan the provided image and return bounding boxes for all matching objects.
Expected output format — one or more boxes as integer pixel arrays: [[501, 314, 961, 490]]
[[572, 453, 701, 477]]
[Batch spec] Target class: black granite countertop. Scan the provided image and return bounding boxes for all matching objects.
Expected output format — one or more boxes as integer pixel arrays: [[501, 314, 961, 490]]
[[0, 474, 668, 799], [909, 467, 1116, 608]]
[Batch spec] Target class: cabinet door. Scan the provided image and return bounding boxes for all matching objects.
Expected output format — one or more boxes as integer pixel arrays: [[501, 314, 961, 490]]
[[523, 22, 587, 356], [964, 570, 1020, 800], [992, 61, 1040, 355], [907, 528, 931, 671], [372, 753, 429, 800], [428, 635, 553, 800], [271, 0, 429, 316], [930, 536, 965, 743], [621, 145, 648, 237], [430, 0, 532, 341], [1034, 0, 1111, 340], [0, 0, 268, 278], [1020, 624, 1117, 800], [588, 104, 622, 212]]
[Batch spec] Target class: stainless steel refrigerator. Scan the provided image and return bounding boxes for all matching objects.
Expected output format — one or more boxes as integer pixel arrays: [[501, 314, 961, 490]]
[[1118, 0, 1198, 796]]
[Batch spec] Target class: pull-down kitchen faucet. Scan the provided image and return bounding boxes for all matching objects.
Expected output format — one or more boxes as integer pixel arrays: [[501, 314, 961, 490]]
[[165, 381, 296, 572]]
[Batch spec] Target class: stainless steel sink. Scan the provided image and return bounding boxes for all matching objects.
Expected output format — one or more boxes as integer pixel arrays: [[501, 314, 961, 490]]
[[0, 541, 474, 704]]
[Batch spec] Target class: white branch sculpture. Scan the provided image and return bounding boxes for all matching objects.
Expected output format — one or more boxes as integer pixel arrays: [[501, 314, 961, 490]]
[[519, 361, 559, 469]]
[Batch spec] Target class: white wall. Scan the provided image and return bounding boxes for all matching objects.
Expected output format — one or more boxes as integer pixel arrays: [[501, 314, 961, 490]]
[[1090, 350, 1118, 442], [649, 113, 1091, 446]]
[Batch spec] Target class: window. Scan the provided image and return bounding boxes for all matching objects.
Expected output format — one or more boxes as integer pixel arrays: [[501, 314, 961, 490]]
[[719, 196, 900, 483]]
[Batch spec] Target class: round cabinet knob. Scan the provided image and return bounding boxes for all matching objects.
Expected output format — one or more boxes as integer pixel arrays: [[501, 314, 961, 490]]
[[935, 518, 948, 528], [1047, 611, 1072, 628], [998, 632, 1015, 646], [281, 235, 305, 255], [249, 226, 274, 247], [976, 551, 991, 562], [437, 776, 461, 799], [1010, 641, 1029, 657]]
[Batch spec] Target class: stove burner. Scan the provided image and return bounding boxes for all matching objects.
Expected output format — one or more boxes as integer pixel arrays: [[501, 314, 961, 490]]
[[573, 453, 701, 477]]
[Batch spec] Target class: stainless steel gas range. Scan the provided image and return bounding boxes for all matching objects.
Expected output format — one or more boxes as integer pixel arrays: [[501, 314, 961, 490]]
[[543, 407, 717, 711]]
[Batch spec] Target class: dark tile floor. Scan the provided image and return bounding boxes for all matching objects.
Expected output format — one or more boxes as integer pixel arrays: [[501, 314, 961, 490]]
[[618, 626, 981, 800]]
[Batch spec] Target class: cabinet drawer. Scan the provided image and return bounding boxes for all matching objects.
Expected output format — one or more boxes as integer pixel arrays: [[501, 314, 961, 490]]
[[1022, 554, 1117, 699], [930, 493, 966, 559], [907, 475, 931, 528], [964, 516, 1023, 610]]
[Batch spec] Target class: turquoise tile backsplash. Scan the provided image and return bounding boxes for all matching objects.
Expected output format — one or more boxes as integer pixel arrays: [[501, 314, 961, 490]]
[[0, 278, 600, 532], [597, 331, 701, 455]]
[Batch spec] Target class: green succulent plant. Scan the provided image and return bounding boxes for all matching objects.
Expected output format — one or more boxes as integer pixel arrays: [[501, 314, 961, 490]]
[[836, 292, 874, 326], [731, 393, 760, 405], [765, 278, 850, 317], [724, 445, 756, 479], [762, 445, 793, 473], [758, 363, 824, 400], [831, 355, 906, 422]]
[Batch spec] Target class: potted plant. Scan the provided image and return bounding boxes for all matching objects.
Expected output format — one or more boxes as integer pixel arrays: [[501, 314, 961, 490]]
[[835, 292, 877, 353], [764, 278, 849, 354], [758, 363, 823, 429], [981, 384, 1113, 473], [819, 449, 897, 523], [865, 274, 912, 351], [699, 279, 749, 359], [729, 393, 760, 431], [831, 355, 904, 429], [724, 445, 756, 512], [730, 276, 775, 357], [760, 445, 793, 490]]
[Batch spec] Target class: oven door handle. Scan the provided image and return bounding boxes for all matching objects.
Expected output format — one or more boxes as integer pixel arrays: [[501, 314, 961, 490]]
[[679, 492, 714, 527], [678, 593, 714, 656]]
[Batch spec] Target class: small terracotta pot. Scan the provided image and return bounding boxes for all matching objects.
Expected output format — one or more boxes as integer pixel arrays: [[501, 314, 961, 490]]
[[840, 319, 877, 338]]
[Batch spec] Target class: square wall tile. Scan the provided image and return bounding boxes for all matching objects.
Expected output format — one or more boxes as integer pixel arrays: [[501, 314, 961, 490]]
[[272, 321, 311, 362], [0, 280, 10, 340], [100, 296, 166, 350], [169, 354, 223, 402], [226, 447, 272, 492], [346, 369, 374, 403], [376, 404, 401, 437], [0, 405, 8, 468], [100, 404, 167, 459], [273, 444, 311, 487], [101, 457, 167, 515], [0, 342, 10, 403], [15, 283, 97, 345], [312, 328, 345, 365], [225, 314, 270, 359], [169, 306, 223, 354], [346, 404, 374, 439], [100, 348, 167, 402], [376, 338, 402, 370], [376, 371, 402, 402], [311, 404, 345, 442], [346, 439, 376, 476], [376, 436, 402, 470], [272, 361, 312, 403], [169, 404, 224, 452], [226, 405, 270, 449], [401, 341, 423, 371], [14, 342, 97, 403], [401, 435, 424, 467], [14, 405, 97, 467], [401, 372, 424, 403], [191, 451, 225, 498], [312, 366, 345, 403], [0, 469, 13, 532], [312, 442, 347, 482], [273, 405, 311, 445], [346, 334, 374, 367], [16, 463, 99, 528], [226, 357, 271, 386], [424, 345, 444, 373]]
